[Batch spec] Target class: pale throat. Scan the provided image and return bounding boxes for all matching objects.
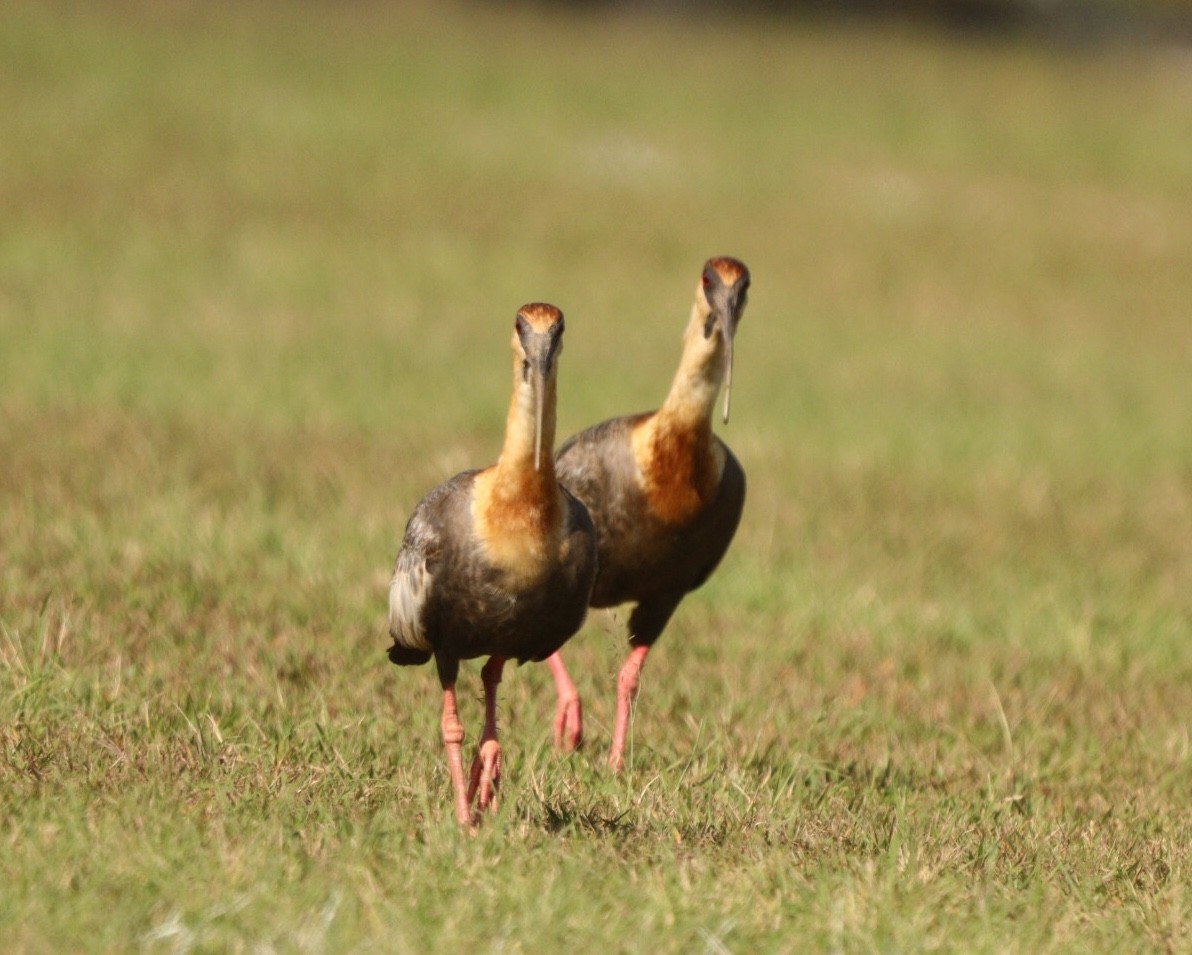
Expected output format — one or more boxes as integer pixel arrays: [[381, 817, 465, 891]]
[[658, 309, 725, 431]]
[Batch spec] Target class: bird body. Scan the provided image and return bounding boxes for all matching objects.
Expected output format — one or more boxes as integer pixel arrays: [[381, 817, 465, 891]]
[[556, 413, 744, 611], [550, 257, 750, 769], [388, 469, 594, 674], [388, 303, 596, 826]]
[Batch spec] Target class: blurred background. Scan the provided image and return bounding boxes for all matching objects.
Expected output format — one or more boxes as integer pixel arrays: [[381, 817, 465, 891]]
[[539, 0, 1192, 41], [3, 0, 1191, 700], [3, 0, 1192, 949]]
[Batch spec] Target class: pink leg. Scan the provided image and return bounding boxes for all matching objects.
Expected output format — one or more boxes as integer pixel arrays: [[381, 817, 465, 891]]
[[608, 644, 650, 772], [440, 686, 472, 827], [467, 656, 505, 817], [547, 651, 584, 751]]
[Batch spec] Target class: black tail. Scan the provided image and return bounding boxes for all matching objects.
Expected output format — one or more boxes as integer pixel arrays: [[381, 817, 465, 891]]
[[388, 642, 432, 666]]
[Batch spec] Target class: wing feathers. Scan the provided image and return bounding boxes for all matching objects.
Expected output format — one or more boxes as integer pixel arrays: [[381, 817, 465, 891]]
[[388, 511, 437, 655]]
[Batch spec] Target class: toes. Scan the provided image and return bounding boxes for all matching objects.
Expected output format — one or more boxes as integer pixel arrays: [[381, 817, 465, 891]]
[[555, 699, 584, 752], [467, 740, 502, 817], [477, 740, 501, 812]]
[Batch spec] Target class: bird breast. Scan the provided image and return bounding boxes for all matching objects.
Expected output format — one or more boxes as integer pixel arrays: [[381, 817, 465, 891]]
[[471, 468, 566, 585], [631, 416, 726, 526]]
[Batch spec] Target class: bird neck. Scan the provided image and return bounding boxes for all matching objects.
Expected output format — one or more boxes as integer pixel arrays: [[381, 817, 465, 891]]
[[628, 304, 728, 524], [473, 366, 563, 581], [494, 363, 558, 499], [657, 303, 725, 433]]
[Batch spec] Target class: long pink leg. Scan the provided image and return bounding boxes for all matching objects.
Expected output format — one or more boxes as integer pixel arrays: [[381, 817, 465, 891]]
[[467, 656, 505, 817], [440, 686, 472, 827], [608, 644, 650, 772], [547, 651, 583, 751]]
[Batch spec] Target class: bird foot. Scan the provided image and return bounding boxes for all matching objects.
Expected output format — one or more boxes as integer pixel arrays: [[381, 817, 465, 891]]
[[547, 652, 584, 753], [553, 694, 584, 752], [467, 739, 502, 818]]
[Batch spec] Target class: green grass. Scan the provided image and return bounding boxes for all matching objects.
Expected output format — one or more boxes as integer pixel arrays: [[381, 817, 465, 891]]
[[3, 0, 1191, 951]]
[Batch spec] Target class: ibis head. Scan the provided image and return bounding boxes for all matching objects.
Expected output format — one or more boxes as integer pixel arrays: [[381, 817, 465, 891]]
[[512, 303, 565, 470], [696, 257, 750, 424]]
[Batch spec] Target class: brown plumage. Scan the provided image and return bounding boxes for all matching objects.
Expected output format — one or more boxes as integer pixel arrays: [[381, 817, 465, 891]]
[[388, 303, 597, 827], [548, 257, 749, 770]]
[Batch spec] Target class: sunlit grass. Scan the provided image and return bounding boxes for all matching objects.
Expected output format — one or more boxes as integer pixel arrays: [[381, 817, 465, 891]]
[[2, 0, 1191, 951]]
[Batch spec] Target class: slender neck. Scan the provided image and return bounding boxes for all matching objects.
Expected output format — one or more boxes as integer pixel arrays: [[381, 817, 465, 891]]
[[474, 353, 563, 575], [495, 356, 558, 488], [657, 303, 725, 432]]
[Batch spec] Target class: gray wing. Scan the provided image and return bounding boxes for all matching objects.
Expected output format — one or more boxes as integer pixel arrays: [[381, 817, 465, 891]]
[[388, 517, 435, 656], [387, 471, 478, 666], [555, 413, 646, 513]]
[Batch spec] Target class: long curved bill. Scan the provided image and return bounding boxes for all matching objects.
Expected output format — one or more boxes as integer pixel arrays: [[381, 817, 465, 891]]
[[533, 363, 546, 470], [721, 320, 735, 425]]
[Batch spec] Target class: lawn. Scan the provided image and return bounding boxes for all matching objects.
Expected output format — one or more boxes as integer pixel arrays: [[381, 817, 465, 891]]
[[2, 1, 1191, 951]]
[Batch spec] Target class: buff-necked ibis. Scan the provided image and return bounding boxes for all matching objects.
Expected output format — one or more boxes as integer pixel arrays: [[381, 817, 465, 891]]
[[388, 303, 597, 825], [548, 258, 749, 770]]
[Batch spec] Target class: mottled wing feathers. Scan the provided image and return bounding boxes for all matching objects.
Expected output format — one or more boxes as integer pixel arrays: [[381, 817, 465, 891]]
[[555, 414, 645, 505], [388, 541, 434, 665], [387, 471, 478, 666], [556, 413, 644, 460]]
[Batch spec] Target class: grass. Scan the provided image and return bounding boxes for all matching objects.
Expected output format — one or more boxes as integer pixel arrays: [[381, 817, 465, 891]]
[[2, 0, 1191, 951]]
